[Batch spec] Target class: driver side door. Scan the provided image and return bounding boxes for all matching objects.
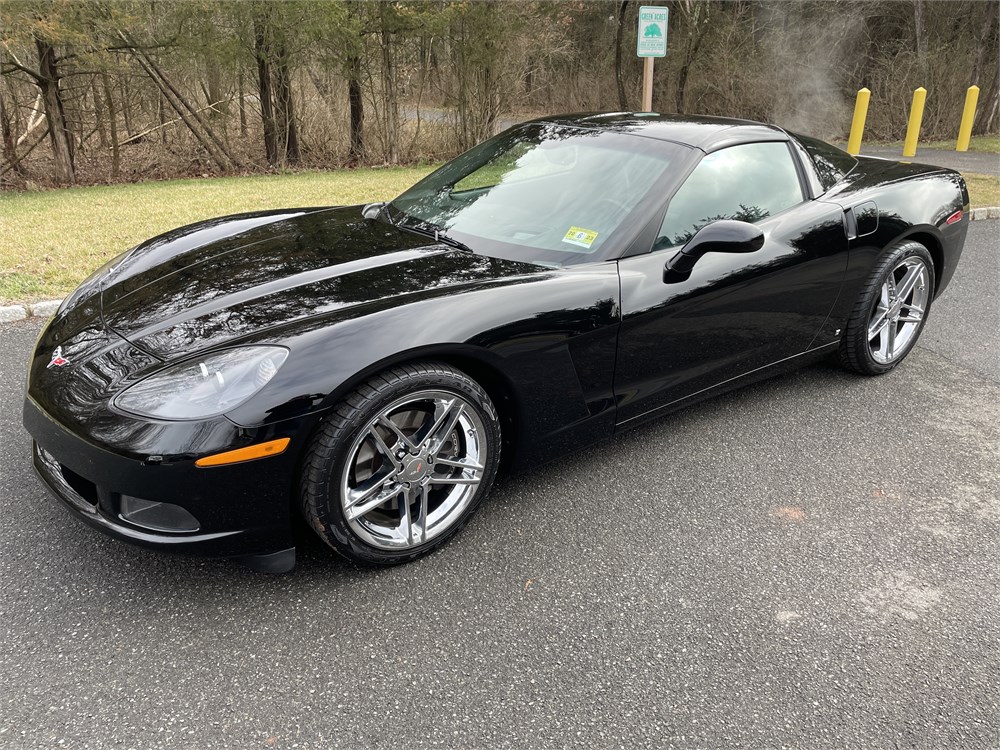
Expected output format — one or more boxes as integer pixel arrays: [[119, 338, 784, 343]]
[[614, 140, 849, 426]]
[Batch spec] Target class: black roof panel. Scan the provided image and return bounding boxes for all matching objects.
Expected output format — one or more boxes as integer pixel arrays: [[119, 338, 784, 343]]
[[525, 112, 788, 151]]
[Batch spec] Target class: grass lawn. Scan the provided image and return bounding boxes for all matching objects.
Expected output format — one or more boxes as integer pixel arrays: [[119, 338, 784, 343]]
[[1, 160, 997, 305], [965, 172, 1000, 209], [921, 135, 1000, 154], [1, 166, 436, 304], [855, 135, 1000, 154]]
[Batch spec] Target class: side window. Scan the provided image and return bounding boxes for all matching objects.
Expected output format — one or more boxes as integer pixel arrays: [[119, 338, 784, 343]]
[[656, 142, 804, 249], [791, 132, 857, 192]]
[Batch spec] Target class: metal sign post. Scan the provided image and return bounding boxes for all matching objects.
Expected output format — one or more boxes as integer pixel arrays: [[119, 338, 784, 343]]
[[637, 6, 668, 112]]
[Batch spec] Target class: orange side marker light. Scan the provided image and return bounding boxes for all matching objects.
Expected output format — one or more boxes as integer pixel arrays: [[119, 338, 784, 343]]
[[195, 438, 291, 467]]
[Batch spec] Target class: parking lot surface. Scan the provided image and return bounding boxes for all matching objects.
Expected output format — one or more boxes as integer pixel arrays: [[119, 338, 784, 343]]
[[1, 222, 997, 749]]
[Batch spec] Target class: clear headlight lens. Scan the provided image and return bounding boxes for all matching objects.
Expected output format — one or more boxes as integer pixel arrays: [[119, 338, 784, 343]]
[[114, 346, 289, 420]]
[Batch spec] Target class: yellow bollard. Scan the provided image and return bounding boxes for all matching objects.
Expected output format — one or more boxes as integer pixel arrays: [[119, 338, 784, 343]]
[[956, 85, 980, 152], [903, 87, 927, 158], [847, 88, 871, 156]]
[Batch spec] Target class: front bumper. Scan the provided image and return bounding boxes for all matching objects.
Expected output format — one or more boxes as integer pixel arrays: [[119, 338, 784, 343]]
[[24, 396, 299, 563]]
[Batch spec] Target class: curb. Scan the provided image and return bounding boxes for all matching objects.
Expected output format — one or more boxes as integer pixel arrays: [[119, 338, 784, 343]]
[[0, 299, 62, 323], [2, 207, 998, 324], [969, 206, 1000, 221]]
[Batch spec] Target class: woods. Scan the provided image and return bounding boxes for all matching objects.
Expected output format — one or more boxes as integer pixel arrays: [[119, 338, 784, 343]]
[[1, 0, 997, 188]]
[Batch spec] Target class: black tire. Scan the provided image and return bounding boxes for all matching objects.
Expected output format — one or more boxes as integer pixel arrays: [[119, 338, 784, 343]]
[[839, 240, 935, 376], [300, 362, 501, 565]]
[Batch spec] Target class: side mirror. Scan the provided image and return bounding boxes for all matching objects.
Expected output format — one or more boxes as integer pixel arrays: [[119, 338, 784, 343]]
[[361, 201, 386, 220], [663, 220, 764, 283]]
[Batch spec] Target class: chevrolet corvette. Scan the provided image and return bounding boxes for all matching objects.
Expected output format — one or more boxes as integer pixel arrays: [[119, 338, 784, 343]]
[[23, 113, 969, 571]]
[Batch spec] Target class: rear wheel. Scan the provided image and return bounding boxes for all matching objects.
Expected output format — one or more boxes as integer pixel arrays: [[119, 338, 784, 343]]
[[300, 362, 500, 565], [840, 240, 934, 375]]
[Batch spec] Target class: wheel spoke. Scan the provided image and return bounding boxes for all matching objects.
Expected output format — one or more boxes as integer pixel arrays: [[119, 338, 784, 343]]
[[345, 479, 398, 521], [367, 424, 402, 471], [414, 485, 429, 544], [895, 264, 923, 302], [885, 271, 897, 300], [346, 469, 394, 505], [881, 320, 896, 359], [421, 399, 465, 454], [868, 309, 890, 342], [377, 415, 416, 453], [429, 476, 481, 486], [398, 487, 413, 539], [434, 456, 485, 472]]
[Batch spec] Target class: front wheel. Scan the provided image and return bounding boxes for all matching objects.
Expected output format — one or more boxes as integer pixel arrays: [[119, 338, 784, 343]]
[[839, 240, 935, 375], [300, 362, 501, 565]]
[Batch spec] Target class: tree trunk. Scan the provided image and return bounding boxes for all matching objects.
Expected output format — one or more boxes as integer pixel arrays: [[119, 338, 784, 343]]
[[273, 44, 300, 164], [119, 78, 133, 136], [101, 72, 120, 179], [380, 4, 399, 164], [35, 36, 74, 184], [0, 91, 26, 176], [158, 92, 167, 144], [254, 14, 279, 166], [238, 70, 247, 138], [348, 54, 364, 162], [913, 0, 927, 69], [972, 0, 998, 135], [614, 1, 629, 110], [92, 78, 108, 149]]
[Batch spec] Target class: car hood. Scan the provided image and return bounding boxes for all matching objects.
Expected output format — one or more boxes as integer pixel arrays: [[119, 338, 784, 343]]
[[97, 206, 540, 359]]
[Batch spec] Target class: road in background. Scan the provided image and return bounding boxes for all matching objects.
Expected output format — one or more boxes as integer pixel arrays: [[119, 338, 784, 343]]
[[0, 222, 997, 749]]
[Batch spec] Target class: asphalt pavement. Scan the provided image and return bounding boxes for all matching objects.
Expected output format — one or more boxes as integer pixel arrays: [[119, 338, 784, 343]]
[[1, 222, 997, 749]]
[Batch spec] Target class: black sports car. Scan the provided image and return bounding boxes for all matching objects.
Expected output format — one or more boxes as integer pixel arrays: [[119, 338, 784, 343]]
[[23, 113, 969, 571]]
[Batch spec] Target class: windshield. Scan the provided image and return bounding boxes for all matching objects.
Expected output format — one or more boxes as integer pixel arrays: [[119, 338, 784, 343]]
[[388, 123, 690, 266]]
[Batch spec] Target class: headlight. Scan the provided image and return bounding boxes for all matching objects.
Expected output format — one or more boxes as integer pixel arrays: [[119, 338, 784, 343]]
[[113, 346, 289, 420]]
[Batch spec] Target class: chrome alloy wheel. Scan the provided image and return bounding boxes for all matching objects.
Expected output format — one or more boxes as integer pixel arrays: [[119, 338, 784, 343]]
[[867, 257, 930, 364], [339, 390, 488, 550]]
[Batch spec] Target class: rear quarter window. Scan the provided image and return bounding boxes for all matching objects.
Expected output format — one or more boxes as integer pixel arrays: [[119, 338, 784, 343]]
[[792, 132, 857, 192]]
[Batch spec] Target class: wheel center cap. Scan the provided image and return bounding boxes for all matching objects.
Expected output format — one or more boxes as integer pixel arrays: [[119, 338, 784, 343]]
[[400, 456, 429, 482], [889, 299, 903, 319]]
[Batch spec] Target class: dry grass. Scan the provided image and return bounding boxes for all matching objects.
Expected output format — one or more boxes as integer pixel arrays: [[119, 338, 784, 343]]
[[1, 166, 436, 304], [918, 135, 999, 154], [853, 135, 1000, 154], [965, 172, 1000, 209]]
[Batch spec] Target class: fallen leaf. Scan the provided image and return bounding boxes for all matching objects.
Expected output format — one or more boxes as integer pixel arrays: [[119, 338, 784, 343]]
[[772, 506, 805, 522]]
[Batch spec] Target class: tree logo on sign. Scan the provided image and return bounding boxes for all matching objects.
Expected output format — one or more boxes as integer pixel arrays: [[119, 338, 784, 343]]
[[643, 23, 662, 37]]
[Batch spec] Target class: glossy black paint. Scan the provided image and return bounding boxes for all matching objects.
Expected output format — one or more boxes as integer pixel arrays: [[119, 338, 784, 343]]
[[23, 113, 969, 565]]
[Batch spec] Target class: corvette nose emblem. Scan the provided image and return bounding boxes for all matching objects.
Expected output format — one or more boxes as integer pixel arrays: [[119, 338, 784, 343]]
[[47, 347, 69, 368]]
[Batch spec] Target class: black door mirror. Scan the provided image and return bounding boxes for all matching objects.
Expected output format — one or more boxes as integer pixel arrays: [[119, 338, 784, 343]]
[[663, 220, 765, 283]]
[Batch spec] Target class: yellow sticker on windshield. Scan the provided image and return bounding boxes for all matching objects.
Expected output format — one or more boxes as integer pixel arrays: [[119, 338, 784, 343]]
[[562, 226, 598, 249]]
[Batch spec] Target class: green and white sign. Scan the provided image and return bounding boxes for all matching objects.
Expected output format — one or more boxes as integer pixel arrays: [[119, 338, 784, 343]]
[[637, 6, 668, 58]]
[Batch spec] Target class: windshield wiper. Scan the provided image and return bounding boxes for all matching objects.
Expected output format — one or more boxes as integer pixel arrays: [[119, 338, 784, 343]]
[[431, 227, 474, 254], [400, 222, 475, 254]]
